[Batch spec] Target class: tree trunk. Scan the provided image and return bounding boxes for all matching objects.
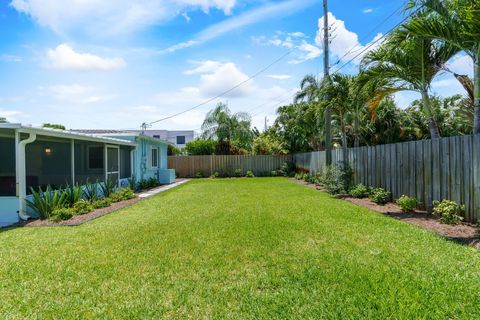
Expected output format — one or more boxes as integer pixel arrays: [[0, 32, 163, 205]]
[[340, 113, 348, 169], [474, 58, 480, 134], [421, 90, 441, 139], [324, 107, 332, 165], [354, 104, 360, 148]]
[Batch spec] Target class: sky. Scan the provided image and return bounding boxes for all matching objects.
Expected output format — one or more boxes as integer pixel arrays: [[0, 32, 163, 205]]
[[0, 0, 474, 133]]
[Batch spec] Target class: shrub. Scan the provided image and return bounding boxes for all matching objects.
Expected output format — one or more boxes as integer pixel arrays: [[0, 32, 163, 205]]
[[83, 180, 100, 202], [147, 178, 159, 188], [26, 186, 67, 220], [128, 176, 139, 192], [185, 139, 216, 155], [62, 183, 82, 207], [100, 179, 117, 198], [49, 207, 74, 222], [349, 184, 370, 198], [396, 195, 420, 212], [432, 200, 464, 225], [137, 179, 150, 190], [92, 198, 112, 209], [271, 170, 278, 177], [210, 172, 220, 179], [246, 171, 255, 178], [117, 188, 137, 201], [369, 188, 392, 205], [278, 161, 295, 177], [195, 171, 205, 178], [73, 200, 93, 215], [234, 169, 243, 177], [318, 166, 347, 195]]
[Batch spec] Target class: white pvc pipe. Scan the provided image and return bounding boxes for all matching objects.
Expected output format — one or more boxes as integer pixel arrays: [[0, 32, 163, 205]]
[[16, 131, 37, 220]]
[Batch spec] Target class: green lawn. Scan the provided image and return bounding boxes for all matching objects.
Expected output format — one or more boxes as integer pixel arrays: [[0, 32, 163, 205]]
[[0, 178, 479, 319]]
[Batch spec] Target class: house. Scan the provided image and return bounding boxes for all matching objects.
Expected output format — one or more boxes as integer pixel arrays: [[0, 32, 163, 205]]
[[134, 130, 195, 148], [0, 124, 175, 227]]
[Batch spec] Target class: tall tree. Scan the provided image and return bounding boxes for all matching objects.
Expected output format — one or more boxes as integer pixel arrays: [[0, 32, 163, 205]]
[[407, 0, 480, 133], [361, 28, 458, 139], [201, 102, 253, 154]]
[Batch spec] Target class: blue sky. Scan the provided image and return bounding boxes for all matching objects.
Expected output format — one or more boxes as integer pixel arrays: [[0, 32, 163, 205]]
[[0, 0, 473, 132]]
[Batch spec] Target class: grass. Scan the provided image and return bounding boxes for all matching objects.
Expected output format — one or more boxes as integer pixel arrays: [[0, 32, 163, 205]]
[[0, 178, 479, 319]]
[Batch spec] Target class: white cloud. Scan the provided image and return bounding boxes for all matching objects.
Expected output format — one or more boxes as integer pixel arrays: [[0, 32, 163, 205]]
[[363, 8, 374, 14], [46, 44, 126, 71], [446, 54, 474, 77], [289, 40, 322, 64], [266, 75, 291, 80], [183, 60, 224, 75], [315, 12, 382, 64], [185, 60, 255, 98], [0, 54, 22, 62], [261, 33, 322, 64], [164, 0, 316, 52], [10, 0, 237, 35], [42, 83, 115, 104]]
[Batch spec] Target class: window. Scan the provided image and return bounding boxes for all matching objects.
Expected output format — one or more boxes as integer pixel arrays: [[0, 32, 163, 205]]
[[151, 147, 158, 168], [153, 135, 160, 139], [176, 136, 186, 145], [88, 146, 104, 170]]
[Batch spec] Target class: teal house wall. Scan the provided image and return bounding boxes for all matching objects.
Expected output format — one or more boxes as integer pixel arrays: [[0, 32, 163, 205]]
[[105, 133, 175, 185]]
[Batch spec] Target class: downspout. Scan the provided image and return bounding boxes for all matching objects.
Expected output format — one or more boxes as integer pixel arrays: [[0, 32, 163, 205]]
[[157, 146, 161, 183], [16, 131, 37, 220]]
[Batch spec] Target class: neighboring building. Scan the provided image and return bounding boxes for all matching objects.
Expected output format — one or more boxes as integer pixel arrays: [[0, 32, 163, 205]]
[[0, 125, 175, 227], [134, 130, 194, 148]]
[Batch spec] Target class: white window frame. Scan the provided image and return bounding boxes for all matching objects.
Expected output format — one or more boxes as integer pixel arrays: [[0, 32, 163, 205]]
[[150, 146, 159, 169]]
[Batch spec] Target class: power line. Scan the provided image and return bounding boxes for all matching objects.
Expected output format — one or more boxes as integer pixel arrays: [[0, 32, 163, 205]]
[[330, 4, 424, 75], [330, 2, 406, 68], [146, 47, 296, 127]]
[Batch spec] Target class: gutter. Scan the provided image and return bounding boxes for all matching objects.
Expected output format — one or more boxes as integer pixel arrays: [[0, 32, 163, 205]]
[[16, 131, 37, 220]]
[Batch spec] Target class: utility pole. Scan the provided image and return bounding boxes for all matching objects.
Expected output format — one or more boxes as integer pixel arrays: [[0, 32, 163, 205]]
[[323, 0, 332, 166]]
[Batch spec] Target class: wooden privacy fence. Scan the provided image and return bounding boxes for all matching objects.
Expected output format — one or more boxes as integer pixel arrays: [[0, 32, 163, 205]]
[[294, 134, 480, 222], [168, 155, 292, 178]]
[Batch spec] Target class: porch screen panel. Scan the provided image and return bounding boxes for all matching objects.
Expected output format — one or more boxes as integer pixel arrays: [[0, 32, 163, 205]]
[[0, 136, 16, 196], [26, 137, 71, 193], [120, 146, 131, 179], [107, 147, 119, 184], [74, 141, 104, 185]]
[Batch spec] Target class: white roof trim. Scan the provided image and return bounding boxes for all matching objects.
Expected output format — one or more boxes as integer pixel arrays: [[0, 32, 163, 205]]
[[0, 124, 136, 146]]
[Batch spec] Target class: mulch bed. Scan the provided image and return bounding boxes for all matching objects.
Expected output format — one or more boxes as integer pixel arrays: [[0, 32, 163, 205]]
[[292, 179, 480, 250], [14, 197, 142, 228]]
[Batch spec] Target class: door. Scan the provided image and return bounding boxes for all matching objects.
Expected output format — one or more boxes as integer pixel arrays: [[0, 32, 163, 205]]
[[106, 146, 120, 184]]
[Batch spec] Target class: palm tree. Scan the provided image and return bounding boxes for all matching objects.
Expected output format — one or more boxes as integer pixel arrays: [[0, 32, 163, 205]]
[[295, 75, 332, 153], [201, 102, 253, 154], [406, 0, 480, 133], [361, 28, 458, 139]]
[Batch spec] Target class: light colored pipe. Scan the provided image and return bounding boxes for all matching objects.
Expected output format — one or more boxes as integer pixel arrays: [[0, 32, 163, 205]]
[[16, 132, 37, 220]]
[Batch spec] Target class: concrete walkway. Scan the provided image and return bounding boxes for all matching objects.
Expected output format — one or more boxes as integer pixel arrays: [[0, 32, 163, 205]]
[[138, 179, 191, 198]]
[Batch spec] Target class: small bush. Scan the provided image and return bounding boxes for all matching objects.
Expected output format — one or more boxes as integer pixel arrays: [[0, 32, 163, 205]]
[[49, 207, 74, 222], [432, 200, 464, 225], [246, 171, 255, 178], [100, 179, 117, 198], [195, 171, 204, 178], [349, 184, 370, 198], [278, 161, 295, 177], [147, 178, 159, 188], [83, 181, 100, 202], [318, 166, 346, 195], [62, 183, 82, 207], [369, 188, 391, 205], [396, 195, 420, 212], [73, 200, 93, 215], [234, 169, 243, 177], [271, 170, 278, 177], [117, 188, 137, 201], [137, 180, 150, 190], [25, 186, 67, 219], [210, 172, 220, 179], [92, 198, 112, 209]]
